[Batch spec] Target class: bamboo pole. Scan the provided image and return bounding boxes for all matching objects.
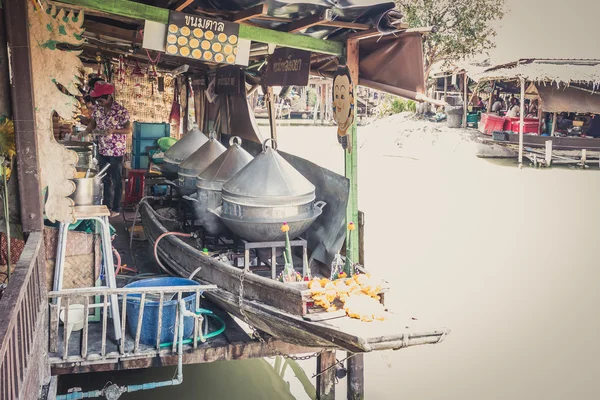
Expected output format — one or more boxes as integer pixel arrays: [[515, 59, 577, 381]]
[[519, 78, 525, 166]]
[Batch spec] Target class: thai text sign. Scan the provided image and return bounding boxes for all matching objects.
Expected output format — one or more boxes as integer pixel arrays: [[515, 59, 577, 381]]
[[166, 11, 239, 65], [265, 48, 311, 86]]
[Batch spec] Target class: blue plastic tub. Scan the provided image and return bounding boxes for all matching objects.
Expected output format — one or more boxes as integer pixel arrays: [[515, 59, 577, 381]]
[[124, 277, 201, 346]]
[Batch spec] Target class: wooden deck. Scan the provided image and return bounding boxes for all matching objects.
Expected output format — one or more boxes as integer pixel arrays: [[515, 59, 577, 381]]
[[50, 300, 322, 375]]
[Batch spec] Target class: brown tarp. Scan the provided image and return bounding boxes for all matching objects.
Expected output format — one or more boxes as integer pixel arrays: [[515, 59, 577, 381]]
[[193, 78, 265, 144], [312, 32, 425, 101], [536, 85, 600, 114]]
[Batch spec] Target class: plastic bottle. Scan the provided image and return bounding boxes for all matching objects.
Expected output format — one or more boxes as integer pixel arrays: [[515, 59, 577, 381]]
[[330, 253, 344, 280]]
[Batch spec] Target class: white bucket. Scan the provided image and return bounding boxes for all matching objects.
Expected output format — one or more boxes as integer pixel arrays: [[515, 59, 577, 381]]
[[60, 304, 86, 344]]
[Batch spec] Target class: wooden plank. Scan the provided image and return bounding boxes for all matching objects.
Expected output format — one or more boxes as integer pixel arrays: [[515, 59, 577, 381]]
[[173, 0, 194, 12], [134, 293, 146, 353], [229, 4, 268, 23], [156, 293, 164, 350], [51, 337, 320, 374], [316, 350, 336, 400], [83, 20, 142, 43], [73, 205, 110, 219], [284, 11, 327, 33], [120, 294, 127, 355]]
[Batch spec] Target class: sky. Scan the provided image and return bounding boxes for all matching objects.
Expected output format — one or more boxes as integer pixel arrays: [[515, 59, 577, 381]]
[[487, 0, 600, 63]]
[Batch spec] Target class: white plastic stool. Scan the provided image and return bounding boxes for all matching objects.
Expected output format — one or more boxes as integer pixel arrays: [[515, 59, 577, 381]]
[[52, 205, 121, 342]]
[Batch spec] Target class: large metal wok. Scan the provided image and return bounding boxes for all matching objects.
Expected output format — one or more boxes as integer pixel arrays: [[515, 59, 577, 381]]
[[211, 201, 325, 242], [162, 127, 208, 173], [215, 138, 326, 241], [191, 136, 253, 236], [177, 132, 226, 190]]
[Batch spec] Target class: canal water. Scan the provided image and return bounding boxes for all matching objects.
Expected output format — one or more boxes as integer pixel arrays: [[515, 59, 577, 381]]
[[60, 116, 600, 399]]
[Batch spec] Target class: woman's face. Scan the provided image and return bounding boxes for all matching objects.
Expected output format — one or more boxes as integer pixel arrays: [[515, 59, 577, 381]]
[[334, 74, 351, 126], [95, 95, 111, 107]]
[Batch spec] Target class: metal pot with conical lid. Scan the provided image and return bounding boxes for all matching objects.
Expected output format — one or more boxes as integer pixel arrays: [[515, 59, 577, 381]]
[[192, 136, 254, 235], [162, 126, 209, 173], [213, 138, 326, 241], [177, 131, 226, 194]]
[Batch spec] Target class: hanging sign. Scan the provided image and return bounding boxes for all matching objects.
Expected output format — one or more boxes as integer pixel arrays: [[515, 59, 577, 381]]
[[332, 62, 355, 152], [165, 11, 239, 64], [215, 66, 243, 95], [264, 48, 311, 87]]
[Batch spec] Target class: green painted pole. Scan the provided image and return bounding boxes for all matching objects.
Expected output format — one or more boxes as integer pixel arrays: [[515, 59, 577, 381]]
[[345, 40, 359, 268], [57, 0, 343, 55]]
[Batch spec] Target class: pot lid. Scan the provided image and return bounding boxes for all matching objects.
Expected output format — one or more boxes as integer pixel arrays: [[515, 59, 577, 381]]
[[222, 138, 315, 206], [196, 137, 254, 191], [178, 132, 226, 177], [164, 126, 209, 165]]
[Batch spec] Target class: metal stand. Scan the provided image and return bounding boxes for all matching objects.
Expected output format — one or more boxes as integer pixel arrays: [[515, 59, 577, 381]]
[[241, 238, 307, 279], [52, 206, 122, 342]]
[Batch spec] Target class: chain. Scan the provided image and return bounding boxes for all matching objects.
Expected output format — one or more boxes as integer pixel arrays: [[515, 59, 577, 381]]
[[238, 268, 324, 361]]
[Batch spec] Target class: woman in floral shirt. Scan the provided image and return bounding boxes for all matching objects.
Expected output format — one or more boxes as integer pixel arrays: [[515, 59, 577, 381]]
[[83, 82, 131, 217]]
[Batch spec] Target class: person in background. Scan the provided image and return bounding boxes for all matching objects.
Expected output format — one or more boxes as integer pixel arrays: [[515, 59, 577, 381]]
[[476, 96, 485, 110], [491, 97, 504, 113], [588, 114, 600, 138], [82, 82, 131, 218], [528, 99, 539, 116], [506, 98, 520, 118]]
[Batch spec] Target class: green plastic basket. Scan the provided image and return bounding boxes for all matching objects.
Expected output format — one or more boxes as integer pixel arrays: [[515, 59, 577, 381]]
[[157, 137, 177, 152]]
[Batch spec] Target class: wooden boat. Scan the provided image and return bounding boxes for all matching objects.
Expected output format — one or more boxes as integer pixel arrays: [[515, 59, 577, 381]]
[[141, 201, 449, 353], [482, 132, 600, 150]]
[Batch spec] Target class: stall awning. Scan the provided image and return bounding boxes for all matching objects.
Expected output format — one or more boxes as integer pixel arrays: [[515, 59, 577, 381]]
[[535, 85, 600, 114]]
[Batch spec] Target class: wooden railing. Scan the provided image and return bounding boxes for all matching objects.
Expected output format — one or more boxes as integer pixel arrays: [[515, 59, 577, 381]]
[[0, 232, 46, 400]]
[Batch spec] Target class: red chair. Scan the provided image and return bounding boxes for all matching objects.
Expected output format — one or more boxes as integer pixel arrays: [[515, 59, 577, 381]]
[[123, 169, 146, 207]]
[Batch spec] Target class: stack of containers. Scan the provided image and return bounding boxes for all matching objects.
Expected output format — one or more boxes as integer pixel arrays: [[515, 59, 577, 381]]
[[131, 122, 171, 169]]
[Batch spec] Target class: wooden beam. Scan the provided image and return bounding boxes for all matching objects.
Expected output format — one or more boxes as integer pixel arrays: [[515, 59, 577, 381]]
[[239, 24, 343, 55], [58, 0, 344, 55], [284, 11, 330, 33], [229, 4, 268, 23], [83, 20, 141, 43], [5, 0, 44, 232], [346, 37, 359, 261], [173, 0, 194, 12], [347, 22, 409, 40]]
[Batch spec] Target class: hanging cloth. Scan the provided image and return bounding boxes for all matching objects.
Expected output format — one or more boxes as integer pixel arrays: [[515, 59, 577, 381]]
[[169, 78, 181, 133]]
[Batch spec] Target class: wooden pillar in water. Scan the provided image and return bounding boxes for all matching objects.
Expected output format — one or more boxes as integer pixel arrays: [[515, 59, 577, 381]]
[[345, 37, 364, 400], [316, 350, 336, 400], [518, 78, 525, 166]]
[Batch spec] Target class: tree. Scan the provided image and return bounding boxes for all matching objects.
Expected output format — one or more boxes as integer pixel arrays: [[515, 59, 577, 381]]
[[396, 0, 506, 83]]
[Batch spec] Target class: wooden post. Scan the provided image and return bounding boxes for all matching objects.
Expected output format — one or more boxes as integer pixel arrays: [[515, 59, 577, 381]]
[[443, 76, 447, 101], [267, 86, 277, 141], [316, 350, 336, 400], [545, 140, 552, 167], [462, 73, 468, 128], [0, 7, 12, 119], [345, 39, 359, 263], [347, 353, 364, 400], [551, 112, 557, 136], [320, 83, 326, 125], [518, 78, 525, 166], [5, 0, 43, 232], [487, 81, 496, 111]]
